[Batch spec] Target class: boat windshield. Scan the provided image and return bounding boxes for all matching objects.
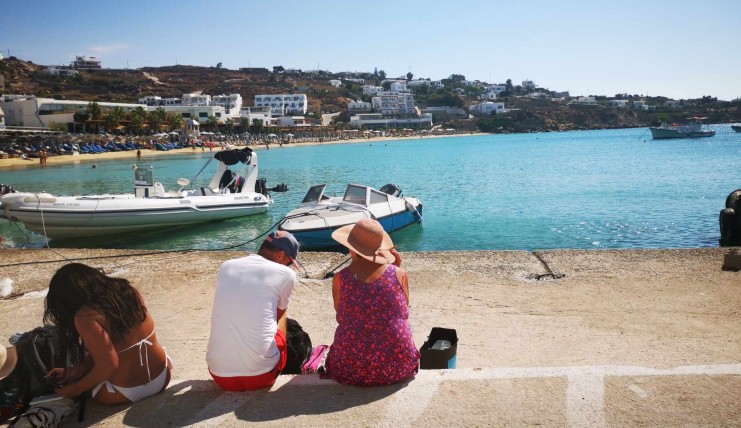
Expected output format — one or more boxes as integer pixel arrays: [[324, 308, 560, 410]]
[[343, 185, 368, 206], [301, 184, 327, 203]]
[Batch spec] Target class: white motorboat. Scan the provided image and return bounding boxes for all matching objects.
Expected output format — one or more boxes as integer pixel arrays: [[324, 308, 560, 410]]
[[649, 118, 715, 139], [0, 147, 283, 239], [278, 183, 423, 249]]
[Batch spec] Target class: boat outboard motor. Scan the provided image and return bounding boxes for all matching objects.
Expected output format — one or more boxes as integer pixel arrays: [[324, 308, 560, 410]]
[[255, 178, 267, 196], [0, 184, 15, 196], [379, 183, 402, 197], [268, 183, 289, 193]]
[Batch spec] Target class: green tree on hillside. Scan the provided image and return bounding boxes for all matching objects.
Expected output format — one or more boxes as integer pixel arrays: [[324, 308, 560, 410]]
[[406, 72, 413, 81]]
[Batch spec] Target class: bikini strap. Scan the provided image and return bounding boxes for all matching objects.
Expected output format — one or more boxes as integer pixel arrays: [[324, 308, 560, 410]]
[[118, 329, 156, 382]]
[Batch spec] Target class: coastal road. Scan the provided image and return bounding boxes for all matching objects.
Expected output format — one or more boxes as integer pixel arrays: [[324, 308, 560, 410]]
[[1, 248, 739, 426]]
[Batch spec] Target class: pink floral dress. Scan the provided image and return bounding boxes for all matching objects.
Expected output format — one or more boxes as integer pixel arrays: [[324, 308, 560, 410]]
[[323, 264, 420, 386]]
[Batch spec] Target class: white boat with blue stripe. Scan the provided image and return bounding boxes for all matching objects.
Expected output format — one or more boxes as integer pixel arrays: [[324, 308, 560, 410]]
[[278, 183, 422, 250]]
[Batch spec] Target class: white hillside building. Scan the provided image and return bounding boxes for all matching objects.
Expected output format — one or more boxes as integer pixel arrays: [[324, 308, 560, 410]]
[[254, 94, 307, 116]]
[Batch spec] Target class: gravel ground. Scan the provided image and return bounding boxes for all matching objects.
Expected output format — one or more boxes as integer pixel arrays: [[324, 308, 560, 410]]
[[1, 247, 739, 427]]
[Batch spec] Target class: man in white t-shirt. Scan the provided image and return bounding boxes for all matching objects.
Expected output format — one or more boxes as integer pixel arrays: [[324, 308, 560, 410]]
[[206, 231, 300, 391]]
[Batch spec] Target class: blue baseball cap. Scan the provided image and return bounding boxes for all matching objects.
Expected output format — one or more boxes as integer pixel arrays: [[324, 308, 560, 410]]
[[265, 231, 300, 269]]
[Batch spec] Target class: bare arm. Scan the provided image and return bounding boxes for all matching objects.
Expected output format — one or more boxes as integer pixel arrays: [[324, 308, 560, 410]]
[[55, 313, 119, 398], [277, 308, 287, 336], [396, 267, 410, 306], [332, 274, 341, 312]]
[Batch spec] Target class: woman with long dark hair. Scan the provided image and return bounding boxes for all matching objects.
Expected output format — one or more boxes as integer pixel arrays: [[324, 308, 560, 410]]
[[44, 263, 172, 404]]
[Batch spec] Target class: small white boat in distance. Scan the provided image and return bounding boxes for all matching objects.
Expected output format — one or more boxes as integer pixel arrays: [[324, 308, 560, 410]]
[[649, 118, 715, 139], [0, 147, 284, 240], [278, 183, 423, 249]]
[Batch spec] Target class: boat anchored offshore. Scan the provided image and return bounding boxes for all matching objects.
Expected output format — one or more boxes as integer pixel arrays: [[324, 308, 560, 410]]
[[0, 147, 286, 240], [649, 118, 715, 139], [731, 125, 741, 133], [278, 183, 423, 249]]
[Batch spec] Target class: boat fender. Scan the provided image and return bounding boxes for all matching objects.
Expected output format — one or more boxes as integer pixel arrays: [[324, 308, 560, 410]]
[[719, 208, 739, 245], [406, 201, 423, 222]]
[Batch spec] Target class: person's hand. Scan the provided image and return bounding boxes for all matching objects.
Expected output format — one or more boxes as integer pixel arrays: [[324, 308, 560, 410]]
[[390, 248, 402, 267], [46, 368, 68, 386]]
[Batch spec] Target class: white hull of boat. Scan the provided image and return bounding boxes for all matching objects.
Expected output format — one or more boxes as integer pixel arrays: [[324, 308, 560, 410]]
[[1, 192, 270, 239], [0, 147, 280, 240]]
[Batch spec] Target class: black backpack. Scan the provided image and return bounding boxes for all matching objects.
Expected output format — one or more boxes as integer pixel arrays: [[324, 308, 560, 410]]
[[284, 319, 312, 375], [0, 326, 74, 423]]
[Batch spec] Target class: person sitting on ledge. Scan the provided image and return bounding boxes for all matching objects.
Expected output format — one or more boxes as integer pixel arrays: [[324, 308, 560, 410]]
[[206, 231, 302, 391], [322, 218, 420, 386], [44, 263, 172, 404]]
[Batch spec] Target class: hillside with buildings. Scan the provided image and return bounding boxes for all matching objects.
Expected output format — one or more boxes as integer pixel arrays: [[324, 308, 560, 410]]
[[1, 56, 740, 134]]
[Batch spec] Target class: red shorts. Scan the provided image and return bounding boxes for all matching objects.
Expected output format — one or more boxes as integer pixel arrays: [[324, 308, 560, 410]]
[[210, 329, 287, 391]]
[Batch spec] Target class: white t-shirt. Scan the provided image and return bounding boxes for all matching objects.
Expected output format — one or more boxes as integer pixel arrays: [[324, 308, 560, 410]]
[[206, 254, 297, 377]]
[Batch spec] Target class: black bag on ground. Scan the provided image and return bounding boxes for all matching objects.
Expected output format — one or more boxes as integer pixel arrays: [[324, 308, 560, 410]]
[[284, 319, 312, 375], [419, 327, 458, 370], [0, 326, 80, 424]]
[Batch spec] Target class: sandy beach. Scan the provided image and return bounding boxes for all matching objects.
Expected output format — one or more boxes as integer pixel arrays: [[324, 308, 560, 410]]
[[1, 247, 739, 426], [0, 133, 481, 170]]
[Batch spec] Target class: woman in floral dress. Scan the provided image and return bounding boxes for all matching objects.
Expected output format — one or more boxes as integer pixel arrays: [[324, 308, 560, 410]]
[[322, 218, 420, 386]]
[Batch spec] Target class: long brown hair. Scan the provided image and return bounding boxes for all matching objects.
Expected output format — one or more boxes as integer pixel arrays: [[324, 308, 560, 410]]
[[44, 263, 147, 361]]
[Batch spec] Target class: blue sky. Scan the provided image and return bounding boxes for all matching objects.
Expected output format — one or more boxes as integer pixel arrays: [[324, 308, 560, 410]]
[[3, 0, 740, 100]]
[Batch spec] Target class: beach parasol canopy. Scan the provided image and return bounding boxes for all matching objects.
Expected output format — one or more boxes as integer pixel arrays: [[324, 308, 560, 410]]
[[267, 133, 277, 138]]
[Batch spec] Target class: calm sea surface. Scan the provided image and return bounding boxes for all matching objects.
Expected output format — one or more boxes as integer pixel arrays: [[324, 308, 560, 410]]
[[1, 126, 740, 252]]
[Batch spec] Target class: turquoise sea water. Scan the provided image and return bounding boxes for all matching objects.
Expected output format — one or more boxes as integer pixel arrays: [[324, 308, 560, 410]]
[[1, 126, 740, 252]]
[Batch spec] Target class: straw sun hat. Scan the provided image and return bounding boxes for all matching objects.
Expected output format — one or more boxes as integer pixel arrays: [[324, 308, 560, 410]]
[[0, 346, 18, 380], [331, 218, 395, 265]]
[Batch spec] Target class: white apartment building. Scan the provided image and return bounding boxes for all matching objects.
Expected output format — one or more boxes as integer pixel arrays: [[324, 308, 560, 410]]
[[363, 85, 384, 96], [349, 113, 432, 129], [632, 100, 646, 109], [608, 100, 629, 108], [329, 80, 342, 87], [371, 92, 416, 116], [390, 82, 408, 92], [44, 67, 78, 77], [163, 105, 230, 123], [182, 93, 211, 106], [138, 96, 181, 107], [408, 80, 443, 89], [471, 102, 506, 115], [211, 94, 242, 115], [254, 94, 307, 116], [348, 101, 372, 112], [571, 96, 597, 105], [71, 55, 101, 69], [482, 85, 506, 100], [239, 106, 273, 126], [0, 95, 140, 128], [344, 78, 365, 84], [522, 80, 535, 91]]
